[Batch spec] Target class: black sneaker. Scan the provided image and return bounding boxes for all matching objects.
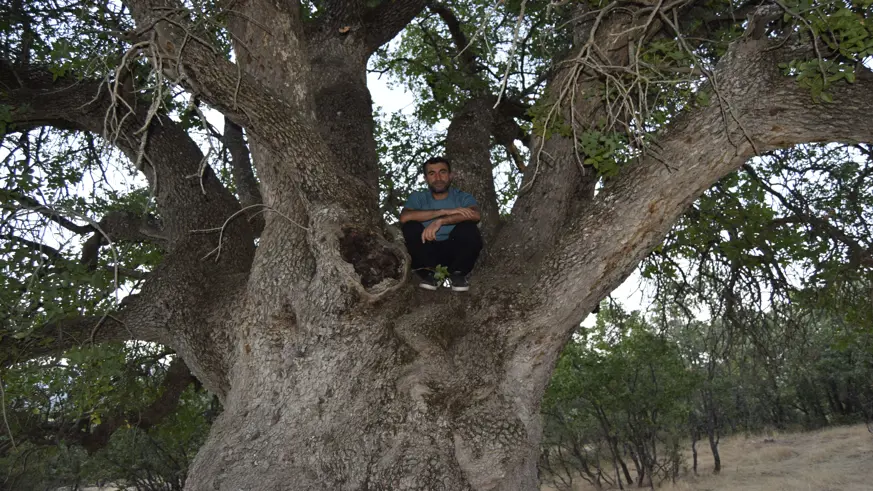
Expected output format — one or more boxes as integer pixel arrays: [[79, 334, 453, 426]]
[[417, 271, 438, 291], [450, 273, 469, 292]]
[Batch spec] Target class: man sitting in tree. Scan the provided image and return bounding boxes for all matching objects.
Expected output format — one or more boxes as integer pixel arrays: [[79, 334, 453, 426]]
[[399, 156, 483, 291]]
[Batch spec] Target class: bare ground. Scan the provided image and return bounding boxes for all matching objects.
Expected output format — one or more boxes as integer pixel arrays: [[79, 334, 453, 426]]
[[541, 423, 873, 491]]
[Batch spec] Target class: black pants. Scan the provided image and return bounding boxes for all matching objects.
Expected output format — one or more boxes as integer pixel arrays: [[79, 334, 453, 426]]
[[402, 221, 483, 275]]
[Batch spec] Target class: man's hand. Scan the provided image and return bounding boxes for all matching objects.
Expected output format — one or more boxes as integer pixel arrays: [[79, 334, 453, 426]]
[[422, 219, 443, 243]]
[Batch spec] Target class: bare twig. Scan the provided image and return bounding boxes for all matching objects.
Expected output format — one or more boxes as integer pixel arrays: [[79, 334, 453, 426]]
[[185, 96, 220, 195], [494, 0, 528, 107], [192, 204, 309, 262], [658, 9, 760, 156], [453, 0, 502, 63]]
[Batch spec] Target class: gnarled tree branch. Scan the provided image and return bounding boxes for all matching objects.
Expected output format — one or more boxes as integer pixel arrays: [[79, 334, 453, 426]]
[[0, 59, 252, 259], [1, 57, 259, 399], [125, 0, 409, 313], [530, 38, 873, 343], [491, 4, 636, 269]]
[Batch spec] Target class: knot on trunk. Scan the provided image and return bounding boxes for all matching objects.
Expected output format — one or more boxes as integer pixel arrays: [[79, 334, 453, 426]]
[[339, 226, 406, 291]]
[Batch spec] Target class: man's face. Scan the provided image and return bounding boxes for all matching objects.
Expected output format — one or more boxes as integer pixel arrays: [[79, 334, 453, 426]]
[[425, 162, 452, 193]]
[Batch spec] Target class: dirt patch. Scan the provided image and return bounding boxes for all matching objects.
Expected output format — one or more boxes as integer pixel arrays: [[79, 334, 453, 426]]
[[756, 445, 798, 462], [542, 423, 873, 491]]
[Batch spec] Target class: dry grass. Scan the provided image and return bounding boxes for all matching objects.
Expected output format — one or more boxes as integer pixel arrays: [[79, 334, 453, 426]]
[[542, 424, 873, 491]]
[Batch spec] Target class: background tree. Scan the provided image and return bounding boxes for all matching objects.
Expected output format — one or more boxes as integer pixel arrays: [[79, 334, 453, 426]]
[[541, 305, 697, 490], [1, 0, 872, 489]]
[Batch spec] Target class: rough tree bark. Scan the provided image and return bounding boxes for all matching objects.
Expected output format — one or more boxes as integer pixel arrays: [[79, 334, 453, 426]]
[[3, 1, 873, 490]]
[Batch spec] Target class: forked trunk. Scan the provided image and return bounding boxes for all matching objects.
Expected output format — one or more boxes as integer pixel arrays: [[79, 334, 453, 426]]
[[707, 431, 721, 475]]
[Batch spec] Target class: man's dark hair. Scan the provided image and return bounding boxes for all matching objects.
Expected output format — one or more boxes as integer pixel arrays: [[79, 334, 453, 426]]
[[423, 156, 451, 174]]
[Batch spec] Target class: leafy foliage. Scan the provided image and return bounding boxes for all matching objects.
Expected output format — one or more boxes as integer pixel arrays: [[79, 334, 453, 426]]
[[542, 306, 698, 489], [1, 344, 212, 490]]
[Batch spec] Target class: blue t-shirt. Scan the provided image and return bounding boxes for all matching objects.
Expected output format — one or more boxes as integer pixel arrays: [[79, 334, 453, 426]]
[[403, 188, 478, 241]]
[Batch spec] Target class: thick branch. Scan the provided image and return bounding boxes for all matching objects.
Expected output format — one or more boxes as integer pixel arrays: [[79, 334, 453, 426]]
[[681, 1, 762, 35], [127, 0, 408, 312], [301, 0, 417, 194], [482, 40, 873, 443], [362, 0, 428, 54], [222, 116, 265, 234], [533, 38, 873, 339], [315, 0, 365, 32], [227, 0, 313, 114], [1, 58, 253, 400], [0, 303, 162, 368], [124, 0, 374, 213], [0, 60, 251, 259], [81, 357, 196, 453], [492, 6, 634, 267], [222, 117, 262, 209], [445, 97, 502, 241]]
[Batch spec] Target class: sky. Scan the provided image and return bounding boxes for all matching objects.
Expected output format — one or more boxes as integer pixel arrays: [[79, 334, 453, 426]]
[[368, 72, 417, 115]]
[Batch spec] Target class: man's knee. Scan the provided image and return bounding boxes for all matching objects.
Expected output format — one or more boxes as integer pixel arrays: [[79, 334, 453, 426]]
[[401, 221, 424, 241], [451, 222, 483, 249]]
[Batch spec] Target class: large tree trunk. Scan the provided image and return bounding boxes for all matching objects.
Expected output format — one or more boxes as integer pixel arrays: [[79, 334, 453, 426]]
[[185, 291, 541, 490]]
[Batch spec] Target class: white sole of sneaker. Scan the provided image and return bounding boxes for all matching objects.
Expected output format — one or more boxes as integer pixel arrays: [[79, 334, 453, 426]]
[[419, 283, 438, 291], [451, 286, 469, 292]]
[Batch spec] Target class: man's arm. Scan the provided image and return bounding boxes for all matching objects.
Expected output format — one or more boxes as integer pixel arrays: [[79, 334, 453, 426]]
[[432, 206, 480, 225], [420, 207, 481, 242], [399, 207, 480, 224], [399, 208, 454, 224]]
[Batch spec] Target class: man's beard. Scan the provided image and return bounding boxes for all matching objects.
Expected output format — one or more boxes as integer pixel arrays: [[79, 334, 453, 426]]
[[428, 180, 449, 193]]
